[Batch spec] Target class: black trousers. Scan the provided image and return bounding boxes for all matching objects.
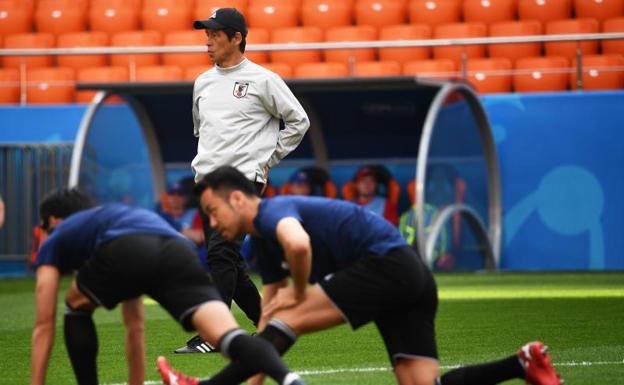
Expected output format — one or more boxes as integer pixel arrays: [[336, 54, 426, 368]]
[[199, 200, 261, 326]]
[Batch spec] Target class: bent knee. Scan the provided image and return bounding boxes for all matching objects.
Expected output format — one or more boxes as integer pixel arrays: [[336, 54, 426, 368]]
[[395, 357, 439, 385]]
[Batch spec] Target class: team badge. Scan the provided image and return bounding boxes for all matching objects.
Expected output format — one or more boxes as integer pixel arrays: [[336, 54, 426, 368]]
[[233, 82, 249, 98]]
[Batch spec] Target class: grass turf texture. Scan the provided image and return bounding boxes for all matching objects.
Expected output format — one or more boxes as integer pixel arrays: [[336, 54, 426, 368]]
[[1, 272, 623, 385]]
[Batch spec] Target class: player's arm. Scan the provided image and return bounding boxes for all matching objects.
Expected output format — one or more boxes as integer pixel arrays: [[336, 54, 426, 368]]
[[121, 297, 145, 385], [31, 265, 60, 385], [259, 278, 288, 328], [276, 217, 311, 301]]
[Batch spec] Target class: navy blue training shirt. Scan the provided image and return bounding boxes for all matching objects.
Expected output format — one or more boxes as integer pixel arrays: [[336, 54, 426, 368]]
[[251, 196, 408, 284], [35, 204, 182, 273]]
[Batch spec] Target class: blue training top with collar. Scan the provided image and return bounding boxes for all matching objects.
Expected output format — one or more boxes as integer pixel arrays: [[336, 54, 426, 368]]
[[35, 203, 183, 273], [251, 196, 408, 284]]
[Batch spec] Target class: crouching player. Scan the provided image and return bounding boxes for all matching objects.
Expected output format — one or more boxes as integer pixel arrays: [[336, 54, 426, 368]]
[[161, 166, 563, 385], [31, 188, 304, 385]]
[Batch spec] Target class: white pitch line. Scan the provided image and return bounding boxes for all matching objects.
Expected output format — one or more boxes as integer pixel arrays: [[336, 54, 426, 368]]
[[104, 359, 624, 385]]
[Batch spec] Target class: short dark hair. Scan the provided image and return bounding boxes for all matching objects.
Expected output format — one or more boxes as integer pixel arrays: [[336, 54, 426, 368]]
[[195, 166, 259, 199], [39, 188, 95, 230], [223, 28, 246, 53]]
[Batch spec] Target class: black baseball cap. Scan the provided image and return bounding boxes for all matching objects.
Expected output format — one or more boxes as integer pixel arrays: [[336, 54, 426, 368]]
[[193, 8, 248, 37]]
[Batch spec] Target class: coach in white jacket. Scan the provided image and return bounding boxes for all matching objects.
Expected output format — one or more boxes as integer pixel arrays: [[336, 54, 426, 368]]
[[174, 7, 310, 354]]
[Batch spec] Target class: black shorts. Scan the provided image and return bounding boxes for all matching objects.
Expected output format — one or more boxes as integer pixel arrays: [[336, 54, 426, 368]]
[[318, 246, 438, 363], [76, 234, 222, 331]]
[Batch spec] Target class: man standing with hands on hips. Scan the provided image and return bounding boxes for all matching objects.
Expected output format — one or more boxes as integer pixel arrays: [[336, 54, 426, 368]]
[[175, 7, 310, 353]]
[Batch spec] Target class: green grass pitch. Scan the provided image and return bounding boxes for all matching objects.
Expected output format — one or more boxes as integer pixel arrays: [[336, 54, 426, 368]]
[[1, 272, 623, 385]]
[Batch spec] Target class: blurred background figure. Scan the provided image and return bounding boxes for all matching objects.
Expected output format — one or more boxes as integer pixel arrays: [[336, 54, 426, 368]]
[[345, 165, 399, 226], [157, 181, 203, 247], [281, 166, 337, 197]]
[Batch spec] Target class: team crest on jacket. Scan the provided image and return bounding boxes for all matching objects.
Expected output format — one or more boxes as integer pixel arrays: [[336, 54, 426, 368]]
[[233, 82, 249, 98]]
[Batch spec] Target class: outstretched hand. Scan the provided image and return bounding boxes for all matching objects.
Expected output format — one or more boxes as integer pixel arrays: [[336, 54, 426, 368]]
[[262, 285, 305, 319]]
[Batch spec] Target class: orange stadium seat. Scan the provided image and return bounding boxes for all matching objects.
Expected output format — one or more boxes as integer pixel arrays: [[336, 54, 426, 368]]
[[403, 58, 457, 78], [545, 18, 599, 60], [26, 67, 75, 104], [76, 66, 128, 103], [408, 0, 462, 28], [0, 2, 34, 35], [0, 68, 20, 104], [110, 31, 162, 69], [2, 33, 55, 69], [163, 30, 211, 69], [462, 0, 516, 25], [56, 32, 108, 71], [247, 1, 298, 31], [245, 27, 270, 63], [261, 62, 293, 78], [194, 0, 249, 15], [141, 0, 193, 34], [518, 0, 572, 24], [466, 57, 513, 93], [270, 27, 323, 67], [89, 0, 140, 35], [301, 0, 353, 30], [513, 56, 570, 92], [433, 22, 487, 65], [135, 65, 183, 82], [355, 0, 408, 30], [184, 65, 214, 80], [488, 20, 542, 62], [34, 2, 86, 35], [570, 54, 624, 90], [324, 25, 377, 64], [574, 0, 623, 24], [379, 24, 432, 66], [602, 17, 624, 55], [294, 62, 349, 78], [353, 60, 402, 76]]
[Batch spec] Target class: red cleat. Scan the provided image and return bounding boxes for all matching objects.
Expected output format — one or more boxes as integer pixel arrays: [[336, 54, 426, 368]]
[[518, 341, 564, 385], [157, 356, 199, 385]]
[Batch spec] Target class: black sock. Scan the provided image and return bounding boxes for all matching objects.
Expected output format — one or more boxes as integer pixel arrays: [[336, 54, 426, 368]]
[[64, 306, 98, 385], [439, 355, 524, 385]]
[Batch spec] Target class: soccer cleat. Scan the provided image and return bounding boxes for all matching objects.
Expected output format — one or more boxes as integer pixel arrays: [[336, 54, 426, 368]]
[[156, 356, 199, 385], [173, 334, 216, 354], [517, 341, 564, 385]]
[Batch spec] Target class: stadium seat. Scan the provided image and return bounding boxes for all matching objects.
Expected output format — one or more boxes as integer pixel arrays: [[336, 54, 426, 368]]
[[135, 65, 183, 82], [194, 0, 249, 15], [513, 56, 570, 92], [545, 18, 599, 60], [163, 30, 211, 69], [488, 20, 542, 62], [110, 31, 162, 69], [2, 33, 55, 69], [184, 65, 214, 80], [245, 27, 270, 64], [247, 1, 298, 31], [0, 2, 34, 35], [403, 58, 457, 78], [518, 0, 572, 24], [294, 62, 349, 78], [301, 0, 353, 30], [270, 27, 323, 67], [462, 0, 516, 25], [76, 66, 128, 103], [324, 25, 378, 64], [570, 54, 624, 90], [89, 1, 140, 35], [26, 67, 75, 104], [433, 22, 487, 65], [34, 2, 86, 35], [379, 24, 432, 65], [466, 58, 513, 93], [56, 32, 108, 71], [261, 62, 293, 78], [141, 0, 193, 34], [574, 0, 623, 24], [408, 0, 462, 28], [602, 17, 624, 55], [353, 60, 402, 76], [0, 68, 20, 104], [355, 0, 408, 30]]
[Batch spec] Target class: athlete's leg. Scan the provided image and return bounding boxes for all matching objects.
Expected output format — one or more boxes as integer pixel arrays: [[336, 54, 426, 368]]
[[394, 357, 440, 385], [64, 279, 98, 385]]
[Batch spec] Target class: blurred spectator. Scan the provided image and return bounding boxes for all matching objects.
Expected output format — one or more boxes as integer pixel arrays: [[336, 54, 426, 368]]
[[347, 166, 399, 225], [281, 166, 337, 197], [0, 194, 4, 229], [288, 170, 313, 195], [157, 182, 203, 246]]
